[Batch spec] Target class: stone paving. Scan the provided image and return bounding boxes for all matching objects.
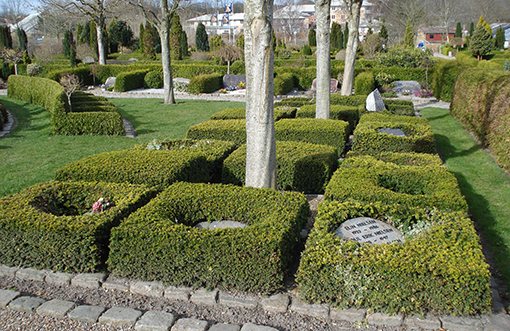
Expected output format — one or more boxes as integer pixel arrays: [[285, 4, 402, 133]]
[[1, 265, 509, 330]]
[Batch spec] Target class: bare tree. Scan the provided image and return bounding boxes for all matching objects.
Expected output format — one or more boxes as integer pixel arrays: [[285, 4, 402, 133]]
[[129, 0, 185, 105], [315, 0, 331, 119], [60, 73, 82, 112], [215, 44, 242, 75], [374, 0, 428, 43], [244, 0, 277, 189], [431, 0, 458, 43], [340, 0, 362, 96], [1, 48, 23, 74], [37, 0, 122, 65], [0, 0, 28, 25]]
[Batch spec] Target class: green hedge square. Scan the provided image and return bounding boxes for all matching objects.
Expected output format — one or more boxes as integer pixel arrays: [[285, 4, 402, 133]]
[[210, 107, 296, 121], [186, 119, 247, 146], [0, 181, 157, 272], [107, 182, 309, 293], [352, 112, 436, 154], [296, 200, 491, 315], [296, 104, 360, 134]]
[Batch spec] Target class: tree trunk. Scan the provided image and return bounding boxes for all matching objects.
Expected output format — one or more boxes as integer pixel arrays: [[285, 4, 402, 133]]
[[244, 0, 277, 189], [96, 18, 106, 65], [315, 0, 331, 119], [161, 0, 175, 104], [341, 0, 362, 96]]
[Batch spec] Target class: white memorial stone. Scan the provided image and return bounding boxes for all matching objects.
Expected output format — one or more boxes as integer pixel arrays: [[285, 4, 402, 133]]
[[195, 220, 247, 230], [366, 89, 386, 112], [82, 56, 95, 64], [335, 217, 404, 245], [104, 77, 116, 87]]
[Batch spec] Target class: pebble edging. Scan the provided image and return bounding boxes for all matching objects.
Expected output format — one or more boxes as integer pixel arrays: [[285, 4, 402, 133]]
[[1, 265, 509, 330]]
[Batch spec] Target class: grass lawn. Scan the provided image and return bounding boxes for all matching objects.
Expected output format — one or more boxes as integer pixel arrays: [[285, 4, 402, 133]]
[[0, 96, 244, 197], [421, 107, 510, 291]]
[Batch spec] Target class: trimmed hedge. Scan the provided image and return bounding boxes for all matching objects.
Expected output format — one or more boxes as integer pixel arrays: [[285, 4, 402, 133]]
[[144, 70, 164, 88], [383, 99, 415, 116], [210, 106, 296, 121], [275, 97, 313, 107], [55, 139, 236, 189], [354, 71, 375, 95], [352, 112, 436, 154], [0, 181, 157, 272], [7, 75, 66, 114], [275, 118, 349, 154], [345, 151, 443, 167], [274, 72, 295, 95], [296, 200, 491, 315], [296, 104, 359, 133], [324, 156, 468, 212], [115, 69, 149, 92], [186, 119, 246, 146], [188, 73, 223, 94], [330, 94, 367, 107], [107, 182, 309, 293], [222, 141, 338, 193], [432, 59, 469, 102], [46, 66, 94, 86]]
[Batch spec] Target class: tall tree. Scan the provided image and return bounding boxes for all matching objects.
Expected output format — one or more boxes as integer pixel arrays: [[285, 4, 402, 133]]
[[331, 22, 341, 49], [16, 27, 27, 51], [379, 22, 388, 44], [469, 17, 493, 60], [469, 22, 475, 36], [244, 0, 277, 189], [308, 27, 316, 47], [455, 22, 462, 38], [180, 30, 189, 57], [138, 22, 145, 52], [143, 22, 156, 60], [63, 29, 74, 58], [170, 13, 183, 60], [130, 0, 183, 105], [403, 19, 414, 47], [495, 26, 505, 50], [0, 26, 12, 49], [340, 0, 362, 96], [195, 22, 209, 51], [315, 0, 331, 119], [108, 20, 133, 53]]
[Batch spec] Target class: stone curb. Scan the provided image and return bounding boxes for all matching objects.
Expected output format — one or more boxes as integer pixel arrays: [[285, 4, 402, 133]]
[[2, 266, 510, 330]]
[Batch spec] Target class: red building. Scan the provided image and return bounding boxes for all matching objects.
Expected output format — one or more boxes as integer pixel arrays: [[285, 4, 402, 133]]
[[417, 27, 456, 44]]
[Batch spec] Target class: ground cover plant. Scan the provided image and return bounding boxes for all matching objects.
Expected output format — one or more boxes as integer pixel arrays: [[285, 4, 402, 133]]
[[0, 97, 244, 197]]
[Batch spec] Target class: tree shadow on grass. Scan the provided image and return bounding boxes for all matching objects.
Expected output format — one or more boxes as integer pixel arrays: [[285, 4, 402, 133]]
[[434, 133, 480, 159]]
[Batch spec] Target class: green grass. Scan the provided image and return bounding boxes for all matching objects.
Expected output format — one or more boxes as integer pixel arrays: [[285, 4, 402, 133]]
[[0, 97, 244, 197], [421, 107, 510, 290]]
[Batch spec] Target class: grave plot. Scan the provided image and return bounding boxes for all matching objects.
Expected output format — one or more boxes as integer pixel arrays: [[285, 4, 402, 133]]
[[107, 182, 309, 294], [0, 181, 157, 272], [296, 199, 492, 316]]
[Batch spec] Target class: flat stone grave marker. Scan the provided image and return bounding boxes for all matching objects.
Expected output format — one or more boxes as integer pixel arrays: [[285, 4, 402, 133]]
[[378, 128, 407, 137], [195, 220, 247, 230], [311, 79, 339, 93], [335, 217, 404, 245]]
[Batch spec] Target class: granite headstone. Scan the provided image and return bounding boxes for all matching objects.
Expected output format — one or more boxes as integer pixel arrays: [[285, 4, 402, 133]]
[[104, 77, 116, 87], [335, 217, 404, 245], [223, 74, 246, 88], [378, 128, 407, 136], [393, 80, 422, 93], [195, 220, 247, 230]]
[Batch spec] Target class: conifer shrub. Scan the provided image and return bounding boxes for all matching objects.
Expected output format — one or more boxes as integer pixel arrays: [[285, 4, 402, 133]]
[[107, 182, 309, 293], [144, 69, 163, 88], [354, 71, 375, 95]]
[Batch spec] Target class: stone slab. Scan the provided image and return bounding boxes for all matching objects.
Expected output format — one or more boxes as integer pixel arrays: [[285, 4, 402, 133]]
[[0, 265, 19, 277], [366, 89, 385, 112], [190, 289, 218, 306], [260, 293, 289, 313], [219, 292, 258, 309], [335, 217, 404, 245], [330, 308, 367, 323], [71, 273, 106, 289], [8, 296, 46, 313], [487, 313, 510, 331], [131, 281, 165, 298], [0, 289, 20, 308], [164, 286, 191, 301], [378, 127, 407, 137], [15, 268, 46, 282], [440, 315, 485, 331], [103, 277, 130, 292], [99, 306, 143, 327], [367, 312, 404, 327], [36, 299, 76, 319], [404, 314, 441, 330], [289, 296, 329, 319], [240, 323, 279, 331], [209, 324, 241, 331], [171, 317, 208, 331], [45, 271, 74, 286], [68, 305, 106, 323], [135, 310, 176, 331]]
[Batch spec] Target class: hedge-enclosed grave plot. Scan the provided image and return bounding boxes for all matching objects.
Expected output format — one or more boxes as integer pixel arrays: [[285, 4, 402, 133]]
[[325, 155, 468, 213], [296, 200, 491, 316], [55, 139, 236, 190], [352, 112, 436, 154], [210, 106, 296, 121], [186, 119, 247, 146], [345, 151, 444, 167], [222, 141, 338, 194], [296, 104, 359, 134], [107, 182, 309, 294], [0, 181, 157, 272]]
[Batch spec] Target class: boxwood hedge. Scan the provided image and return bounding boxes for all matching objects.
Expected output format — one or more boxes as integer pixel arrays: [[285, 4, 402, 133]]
[[324, 156, 468, 213], [114, 69, 149, 92], [55, 139, 236, 189], [0, 181, 157, 272], [275, 97, 313, 107], [352, 112, 436, 154], [296, 200, 491, 315], [210, 106, 296, 121], [186, 119, 247, 146], [188, 73, 223, 94], [296, 104, 359, 133], [383, 99, 415, 116], [107, 182, 309, 293], [222, 141, 338, 193], [345, 151, 443, 167]]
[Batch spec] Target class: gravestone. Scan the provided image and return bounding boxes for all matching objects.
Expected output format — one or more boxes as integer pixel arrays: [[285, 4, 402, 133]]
[[311, 79, 339, 93], [104, 77, 116, 87], [174, 77, 191, 84], [195, 220, 247, 230], [393, 81, 422, 93], [128, 58, 139, 62], [82, 56, 95, 64], [223, 74, 246, 88], [378, 128, 407, 137], [335, 217, 404, 245], [366, 89, 385, 112]]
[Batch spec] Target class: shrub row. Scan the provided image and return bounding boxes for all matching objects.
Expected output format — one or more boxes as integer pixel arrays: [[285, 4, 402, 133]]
[[450, 68, 510, 170], [210, 107, 296, 121], [46, 66, 95, 86], [296, 104, 359, 134], [296, 199, 491, 315], [0, 181, 157, 272], [107, 182, 309, 293], [188, 73, 223, 94], [222, 141, 338, 193], [354, 71, 375, 95], [345, 151, 444, 167], [55, 139, 235, 190], [114, 69, 149, 92], [432, 59, 469, 102], [187, 119, 246, 146], [274, 72, 295, 95], [383, 99, 415, 116], [352, 112, 436, 154], [7, 75, 66, 114]]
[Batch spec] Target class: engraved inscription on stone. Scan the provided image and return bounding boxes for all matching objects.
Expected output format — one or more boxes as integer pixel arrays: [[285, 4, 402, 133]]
[[335, 217, 404, 245], [195, 220, 247, 230]]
